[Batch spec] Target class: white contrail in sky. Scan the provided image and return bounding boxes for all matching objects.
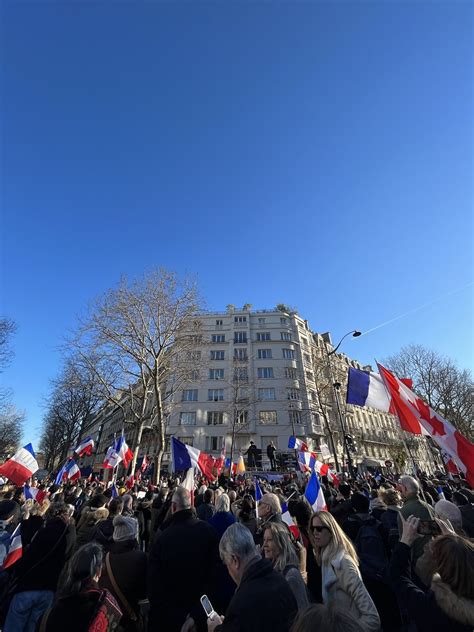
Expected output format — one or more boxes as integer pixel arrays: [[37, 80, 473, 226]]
[[360, 281, 473, 337]]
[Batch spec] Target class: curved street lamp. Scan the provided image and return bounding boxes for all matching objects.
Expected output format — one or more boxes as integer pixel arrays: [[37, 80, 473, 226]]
[[324, 329, 361, 478]]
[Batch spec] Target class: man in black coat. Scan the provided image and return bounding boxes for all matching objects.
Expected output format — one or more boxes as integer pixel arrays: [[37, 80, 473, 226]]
[[148, 487, 220, 632], [207, 523, 297, 632]]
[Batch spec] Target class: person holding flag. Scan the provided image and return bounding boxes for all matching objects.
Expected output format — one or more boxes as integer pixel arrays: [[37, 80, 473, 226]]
[[308, 510, 380, 632]]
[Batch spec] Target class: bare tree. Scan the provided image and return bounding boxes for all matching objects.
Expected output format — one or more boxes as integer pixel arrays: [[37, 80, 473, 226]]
[[385, 345, 473, 440], [0, 404, 24, 460], [71, 269, 202, 481], [0, 318, 16, 373], [40, 355, 104, 465]]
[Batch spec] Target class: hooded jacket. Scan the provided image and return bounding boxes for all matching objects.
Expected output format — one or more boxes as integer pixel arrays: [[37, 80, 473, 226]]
[[389, 541, 474, 632]]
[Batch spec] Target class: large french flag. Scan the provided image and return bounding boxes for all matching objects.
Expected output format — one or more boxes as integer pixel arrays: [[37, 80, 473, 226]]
[[2, 524, 22, 569], [346, 368, 391, 412], [74, 436, 94, 457], [65, 459, 81, 482], [288, 436, 309, 452], [305, 470, 327, 512], [297, 451, 317, 472], [0, 444, 39, 486], [171, 437, 215, 480], [104, 435, 134, 469]]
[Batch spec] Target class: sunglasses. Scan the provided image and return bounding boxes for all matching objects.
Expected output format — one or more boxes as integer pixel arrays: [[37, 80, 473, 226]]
[[310, 525, 330, 533]]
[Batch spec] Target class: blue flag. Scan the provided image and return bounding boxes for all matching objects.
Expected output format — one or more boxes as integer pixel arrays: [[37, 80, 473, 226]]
[[255, 478, 262, 503], [54, 463, 67, 485]]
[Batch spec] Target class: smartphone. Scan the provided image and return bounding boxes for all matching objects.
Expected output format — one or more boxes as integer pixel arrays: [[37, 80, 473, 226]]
[[200, 594, 216, 619], [417, 519, 441, 536]]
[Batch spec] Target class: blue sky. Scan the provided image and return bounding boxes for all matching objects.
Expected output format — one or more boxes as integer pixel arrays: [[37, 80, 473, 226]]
[[1, 1, 472, 447]]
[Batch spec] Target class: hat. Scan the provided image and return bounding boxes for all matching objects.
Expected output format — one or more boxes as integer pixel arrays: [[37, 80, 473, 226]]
[[113, 515, 138, 542]]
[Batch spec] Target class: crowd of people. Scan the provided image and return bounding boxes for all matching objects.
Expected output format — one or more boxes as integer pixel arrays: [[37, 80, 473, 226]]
[[0, 467, 473, 632]]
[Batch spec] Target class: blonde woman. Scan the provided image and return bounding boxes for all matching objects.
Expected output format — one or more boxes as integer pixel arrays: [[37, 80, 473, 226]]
[[310, 511, 381, 632], [263, 522, 309, 610]]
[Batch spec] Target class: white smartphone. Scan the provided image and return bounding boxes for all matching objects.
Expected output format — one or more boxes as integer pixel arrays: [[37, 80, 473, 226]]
[[200, 594, 216, 619]]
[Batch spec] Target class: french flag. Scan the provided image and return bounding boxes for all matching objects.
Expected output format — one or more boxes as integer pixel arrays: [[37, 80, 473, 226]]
[[0, 444, 39, 486], [305, 470, 327, 512], [171, 437, 215, 480], [288, 436, 309, 452], [110, 482, 119, 499], [24, 485, 47, 503], [74, 436, 94, 457], [346, 368, 391, 412], [297, 451, 317, 473], [105, 435, 134, 469], [65, 459, 81, 482], [182, 468, 195, 505], [140, 455, 150, 473], [281, 501, 299, 538], [2, 524, 22, 569]]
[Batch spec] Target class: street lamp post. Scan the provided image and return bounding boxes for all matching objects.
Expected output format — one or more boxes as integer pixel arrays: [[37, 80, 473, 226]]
[[325, 330, 361, 479]]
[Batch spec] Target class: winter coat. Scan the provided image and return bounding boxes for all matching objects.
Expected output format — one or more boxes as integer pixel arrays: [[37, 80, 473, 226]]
[[94, 516, 115, 551], [215, 557, 297, 632], [380, 506, 400, 551], [208, 511, 236, 538], [21, 514, 45, 549], [283, 565, 309, 611], [99, 540, 147, 632], [330, 498, 354, 525], [197, 502, 215, 521], [13, 517, 76, 593], [398, 494, 435, 563], [459, 503, 474, 538], [321, 550, 381, 632], [148, 508, 220, 632], [75, 508, 109, 550], [389, 541, 474, 632]]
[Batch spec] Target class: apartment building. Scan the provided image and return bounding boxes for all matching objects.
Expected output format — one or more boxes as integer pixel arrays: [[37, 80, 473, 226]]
[[81, 305, 437, 475]]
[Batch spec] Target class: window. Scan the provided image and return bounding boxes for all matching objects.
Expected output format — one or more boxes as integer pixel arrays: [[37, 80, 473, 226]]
[[285, 367, 298, 379], [216, 319, 223, 327], [208, 388, 224, 401], [210, 350, 225, 360], [310, 391, 317, 401], [234, 367, 248, 382], [258, 349, 272, 359], [259, 388, 276, 401], [258, 317, 266, 324], [186, 350, 201, 361], [289, 410, 302, 425], [182, 389, 198, 401], [187, 369, 200, 381], [304, 353, 311, 365], [258, 367, 274, 379], [179, 437, 194, 446], [234, 331, 247, 343], [259, 410, 277, 424], [305, 371, 313, 381], [287, 388, 300, 400], [234, 316, 247, 323], [209, 368, 224, 380], [280, 317, 287, 325], [236, 410, 248, 425], [207, 411, 224, 425], [257, 332, 271, 341], [207, 436, 221, 451], [282, 348, 295, 359], [281, 332, 292, 341], [301, 337, 308, 347], [234, 348, 248, 360], [180, 412, 196, 425]]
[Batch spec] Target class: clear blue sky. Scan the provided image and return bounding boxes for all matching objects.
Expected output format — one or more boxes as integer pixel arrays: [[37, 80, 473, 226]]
[[1, 1, 472, 448]]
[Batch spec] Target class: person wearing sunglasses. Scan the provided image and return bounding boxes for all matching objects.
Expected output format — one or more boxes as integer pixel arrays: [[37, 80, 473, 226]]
[[309, 511, 381, 632]]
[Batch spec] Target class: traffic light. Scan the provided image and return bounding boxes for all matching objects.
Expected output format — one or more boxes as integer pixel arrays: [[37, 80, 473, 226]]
[[345, 434, 357, 453]]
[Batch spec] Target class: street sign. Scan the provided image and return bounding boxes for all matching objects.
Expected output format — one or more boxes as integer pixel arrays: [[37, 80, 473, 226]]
[[385, 460, 393, 468]]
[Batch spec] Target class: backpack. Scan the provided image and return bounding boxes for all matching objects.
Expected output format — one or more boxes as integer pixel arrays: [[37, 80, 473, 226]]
[[352, 516, 389, 583], [86, 588, 122, 632]]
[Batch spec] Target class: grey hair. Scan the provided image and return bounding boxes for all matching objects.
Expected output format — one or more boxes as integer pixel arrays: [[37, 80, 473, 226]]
[[399, 476, 419, 494], [122, 494, 133, 510], [220, 523, 257, 563], [216, 493, 230, 513], [435, 500, 463, 531], [172, 486, 192, 510]]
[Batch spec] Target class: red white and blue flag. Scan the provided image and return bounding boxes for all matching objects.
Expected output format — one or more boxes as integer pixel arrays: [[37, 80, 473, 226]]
[[140, 455, 149, 473], [2, 524, 22, 569], [171, 437, 215, 480], [74, 436, 94, 457], [24, 485, 47, 503], [65, 459, 81, 482], [281, 501, 299, 538], [0, 443, 39, 486], [297, 451, 318, 472], [104, 434, 134, 469], [288, 436, 309, 452], [305, 470, 327, 512]]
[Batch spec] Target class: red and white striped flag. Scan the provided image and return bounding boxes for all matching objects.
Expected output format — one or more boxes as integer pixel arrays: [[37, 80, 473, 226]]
[[378, 363, 474, 487]]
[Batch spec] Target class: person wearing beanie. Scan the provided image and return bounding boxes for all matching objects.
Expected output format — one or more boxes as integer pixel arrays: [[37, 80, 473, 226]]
[[99, 514, 147, 632]]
